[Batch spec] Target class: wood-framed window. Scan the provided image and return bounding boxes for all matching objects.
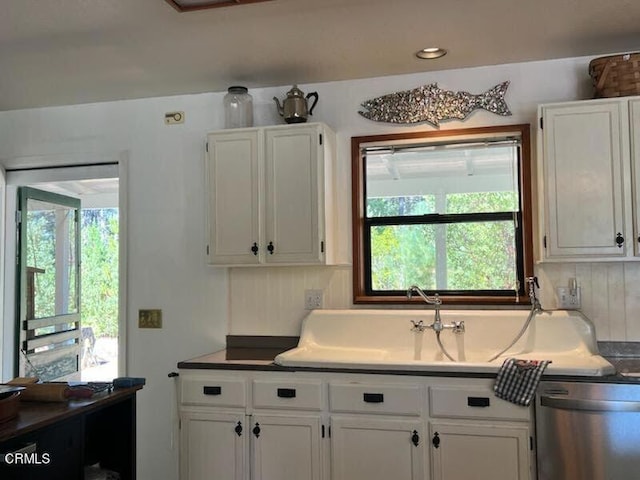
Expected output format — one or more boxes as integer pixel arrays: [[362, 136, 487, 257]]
[[351, 124, 534, 305]]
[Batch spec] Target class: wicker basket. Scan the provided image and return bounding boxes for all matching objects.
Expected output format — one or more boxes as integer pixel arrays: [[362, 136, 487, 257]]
[[589, 53, 640, 98]]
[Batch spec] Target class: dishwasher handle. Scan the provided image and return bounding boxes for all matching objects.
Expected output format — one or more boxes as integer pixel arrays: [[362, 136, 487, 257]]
[[541, 395, 640, 412]]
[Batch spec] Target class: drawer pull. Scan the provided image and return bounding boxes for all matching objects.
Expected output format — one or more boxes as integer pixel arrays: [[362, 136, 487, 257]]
[[277, 388, 297, 398], [468, 396, 490, 407], [203, 386, 222, 396], [363, 393, 384, 403]]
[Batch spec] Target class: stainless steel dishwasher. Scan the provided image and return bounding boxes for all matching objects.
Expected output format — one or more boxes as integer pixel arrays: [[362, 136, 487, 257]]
[[536, 380, 640, 480]]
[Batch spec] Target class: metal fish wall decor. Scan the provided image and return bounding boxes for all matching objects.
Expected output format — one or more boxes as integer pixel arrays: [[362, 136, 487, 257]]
[[358, 81, 511, 127]]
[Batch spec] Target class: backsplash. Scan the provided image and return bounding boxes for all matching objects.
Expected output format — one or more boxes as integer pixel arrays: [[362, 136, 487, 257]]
[[229, 266, 351, 335], [537, 262, 640, 341], [229, 262, 640, 342]]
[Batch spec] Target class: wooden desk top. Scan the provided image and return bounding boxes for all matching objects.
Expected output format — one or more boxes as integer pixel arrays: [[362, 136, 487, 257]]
[[0, 386, 142, 443]]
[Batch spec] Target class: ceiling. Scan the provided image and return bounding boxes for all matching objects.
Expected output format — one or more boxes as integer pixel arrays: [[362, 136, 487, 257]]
[[2, 0, 640, 112]]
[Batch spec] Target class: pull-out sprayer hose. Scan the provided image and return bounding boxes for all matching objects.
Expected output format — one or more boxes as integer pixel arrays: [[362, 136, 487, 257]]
[[487, 306, 539, 362], [436, 330, 456, 362]]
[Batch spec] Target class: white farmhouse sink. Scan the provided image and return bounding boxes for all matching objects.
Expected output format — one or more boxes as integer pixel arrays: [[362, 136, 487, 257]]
[[274, 309, 615, 376]]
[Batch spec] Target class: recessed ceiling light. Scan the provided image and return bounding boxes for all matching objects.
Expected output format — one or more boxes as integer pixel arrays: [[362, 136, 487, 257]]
[[165, 0, 273, 12], [416, 47, 447, 60]]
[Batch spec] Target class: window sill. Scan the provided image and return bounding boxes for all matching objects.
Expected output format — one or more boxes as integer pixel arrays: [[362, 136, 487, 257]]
[[353, 295, 532, 306]]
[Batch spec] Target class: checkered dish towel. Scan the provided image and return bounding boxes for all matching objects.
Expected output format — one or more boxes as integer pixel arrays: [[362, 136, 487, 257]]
[[493, 358, 551, 406]]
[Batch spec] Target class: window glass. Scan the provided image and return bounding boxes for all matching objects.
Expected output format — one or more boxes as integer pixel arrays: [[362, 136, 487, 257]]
[[370, 220, 517, 291], [366, 143, 519, 216], [353, 125, 533, 304]]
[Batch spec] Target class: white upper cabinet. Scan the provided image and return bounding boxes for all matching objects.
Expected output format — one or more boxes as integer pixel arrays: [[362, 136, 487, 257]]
[[538, 98, 637, 261], [207, 129, 261, 265], [631, 98, 640, 256], [264, 125, 323, 264], [206, 122, 345, 266]]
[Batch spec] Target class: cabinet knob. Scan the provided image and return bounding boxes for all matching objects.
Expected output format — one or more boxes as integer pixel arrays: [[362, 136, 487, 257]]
[[616, 232, 624, 248], [235, 421, 243, 437], [432, 432, 440, 449], [267, 242, 275, 254], [251, 242, 259, 255], [253, 423, 261, 438], [411, 430, 420, 447]]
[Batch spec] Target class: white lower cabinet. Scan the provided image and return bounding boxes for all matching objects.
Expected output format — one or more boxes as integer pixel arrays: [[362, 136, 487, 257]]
[[328, 381, 426, 480], [178, 371, 534, 480], [428, 384, 534, 480], [331, 416, 425, 480], [180, 410, 247, 480], [250, 414, 323, 480], [429, 422, 530, 480]]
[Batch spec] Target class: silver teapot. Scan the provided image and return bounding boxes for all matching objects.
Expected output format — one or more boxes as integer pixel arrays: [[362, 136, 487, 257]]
[[273, 85, 319, 124]]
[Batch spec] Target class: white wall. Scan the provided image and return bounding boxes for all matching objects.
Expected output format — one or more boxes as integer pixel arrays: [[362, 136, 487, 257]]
[[0, 54, 631, 479], [0, 95, 232, 479]]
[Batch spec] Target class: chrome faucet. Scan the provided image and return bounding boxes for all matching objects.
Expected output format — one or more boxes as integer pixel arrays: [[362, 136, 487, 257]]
[[407, 285, 464, 334]]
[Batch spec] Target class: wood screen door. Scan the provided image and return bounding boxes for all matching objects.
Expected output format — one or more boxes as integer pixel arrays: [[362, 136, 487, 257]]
[[16, 187, 81, 381]]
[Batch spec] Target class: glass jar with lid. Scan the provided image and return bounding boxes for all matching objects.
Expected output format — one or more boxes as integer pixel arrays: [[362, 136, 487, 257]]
[[224, 86, 253, 128]]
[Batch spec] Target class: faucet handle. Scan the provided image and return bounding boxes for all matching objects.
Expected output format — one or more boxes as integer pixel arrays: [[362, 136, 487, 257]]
[[453, 321, 465, 334], [410, 320, 425, 332]]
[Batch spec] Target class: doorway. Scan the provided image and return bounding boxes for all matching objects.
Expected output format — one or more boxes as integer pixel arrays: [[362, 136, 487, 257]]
[[5, 163, 121, 382]]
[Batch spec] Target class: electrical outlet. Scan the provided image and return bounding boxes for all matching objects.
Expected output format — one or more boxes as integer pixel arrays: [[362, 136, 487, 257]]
[[556, 287, 581, 309], [139, 309, 163, 328], [305, 289, 323, 310]]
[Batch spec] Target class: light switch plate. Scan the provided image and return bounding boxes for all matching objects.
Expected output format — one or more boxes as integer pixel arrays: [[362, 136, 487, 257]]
[[139, 309, 162, 328]]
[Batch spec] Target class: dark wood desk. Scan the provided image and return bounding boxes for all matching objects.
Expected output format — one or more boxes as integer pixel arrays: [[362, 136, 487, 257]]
[[0, 386, 141, 480]]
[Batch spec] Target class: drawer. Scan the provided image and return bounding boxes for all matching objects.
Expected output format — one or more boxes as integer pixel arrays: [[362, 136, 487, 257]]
[[329, 383, 423, 416], [252, 379, 323, 411], [429, 386, 530, 421], [181, 377, 246, 407]]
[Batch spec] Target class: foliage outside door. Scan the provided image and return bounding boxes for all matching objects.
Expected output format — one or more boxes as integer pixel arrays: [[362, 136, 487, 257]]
[[16, 187, 81, 381]]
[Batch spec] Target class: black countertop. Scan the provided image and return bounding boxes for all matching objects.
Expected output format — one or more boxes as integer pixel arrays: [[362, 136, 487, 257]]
[[177, 347, 640, 384]]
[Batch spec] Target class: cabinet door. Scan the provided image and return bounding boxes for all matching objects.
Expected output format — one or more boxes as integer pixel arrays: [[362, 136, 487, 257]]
[[430, 421, 530, 480], [180, 411, 247, 480], [264, 125, 324, 264], [331, 416, 425, 480], [207, 129, 261, 265], [541, 101, 629, 258], [251, 414, 322, 480], [631, 99, 640, 257]]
